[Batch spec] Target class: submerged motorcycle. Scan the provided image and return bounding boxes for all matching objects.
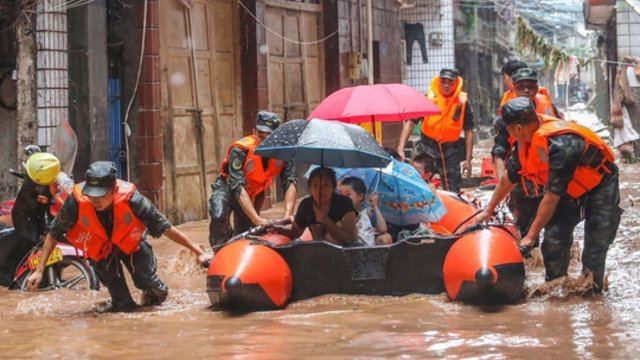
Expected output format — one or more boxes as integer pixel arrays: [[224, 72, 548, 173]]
[[0, 124, 100, 291]]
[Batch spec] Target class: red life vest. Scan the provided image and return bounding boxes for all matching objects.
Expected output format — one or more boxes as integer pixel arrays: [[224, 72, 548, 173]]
[[421, 76, 467, 143], [219, 135, 284, 200], [66, 180, 146, 261], [518, 120, 615, 199]]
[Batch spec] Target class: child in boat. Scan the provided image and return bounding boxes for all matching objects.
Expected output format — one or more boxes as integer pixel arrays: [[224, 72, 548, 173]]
[[338, 177, 393, 246], [411, 153, 442, 189]]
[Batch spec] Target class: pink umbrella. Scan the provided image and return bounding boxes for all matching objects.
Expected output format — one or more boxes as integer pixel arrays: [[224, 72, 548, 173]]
[[307, 83, 440, 126]]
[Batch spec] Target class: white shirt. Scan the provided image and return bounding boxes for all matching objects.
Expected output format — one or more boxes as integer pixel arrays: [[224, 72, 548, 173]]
[[356, 210, 376, 246]]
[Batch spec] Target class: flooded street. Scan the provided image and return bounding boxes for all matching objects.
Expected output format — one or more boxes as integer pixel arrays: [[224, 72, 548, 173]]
[[2, 163, 640, 358]]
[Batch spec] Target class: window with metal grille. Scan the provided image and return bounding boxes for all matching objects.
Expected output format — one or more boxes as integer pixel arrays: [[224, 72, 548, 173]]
[[400, 0, 456, 94]]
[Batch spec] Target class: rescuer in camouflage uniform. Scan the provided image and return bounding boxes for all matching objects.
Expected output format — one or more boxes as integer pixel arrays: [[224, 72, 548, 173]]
[[208, 111, 298, 247], [491, 68, 562, 245], [479, 97, 622, 292]]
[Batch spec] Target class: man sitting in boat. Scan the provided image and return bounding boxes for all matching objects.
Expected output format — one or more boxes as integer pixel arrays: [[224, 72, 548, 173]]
[[281, 167, 358, 246]]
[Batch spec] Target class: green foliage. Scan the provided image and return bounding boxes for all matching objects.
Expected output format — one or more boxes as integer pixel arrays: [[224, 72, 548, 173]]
[[460, 2, 477, 35], [515, 16, 591, 69]]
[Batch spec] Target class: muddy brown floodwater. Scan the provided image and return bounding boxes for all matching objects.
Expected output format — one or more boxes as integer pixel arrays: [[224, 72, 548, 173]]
[[1, 163, 639, 359]]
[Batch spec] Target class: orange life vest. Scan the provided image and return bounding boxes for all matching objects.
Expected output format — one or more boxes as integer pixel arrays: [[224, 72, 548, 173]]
[[509, 112, 559, 145], [66, 180, 146, 261], [518, 120, 615, 199], [533, 88, 559, 118], [219, 135, 284, 200], [421, 76, 467, 143], [499, 90, 517, 111], [498, 87, 558, 117]]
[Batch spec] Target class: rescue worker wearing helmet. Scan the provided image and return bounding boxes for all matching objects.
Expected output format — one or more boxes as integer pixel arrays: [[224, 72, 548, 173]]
[[208, 111, 298, 247], [493, 65, 563, 178], [0, 152, 72, 286], [478, 97, 622, 292], [492, 68, 564, 246], [396, 68, 475, 193], [26, 161, 212, 311]]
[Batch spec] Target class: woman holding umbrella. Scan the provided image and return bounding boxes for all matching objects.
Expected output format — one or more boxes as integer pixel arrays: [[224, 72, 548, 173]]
[[255, 118, 393, 246], [285, 167, 358, 246]]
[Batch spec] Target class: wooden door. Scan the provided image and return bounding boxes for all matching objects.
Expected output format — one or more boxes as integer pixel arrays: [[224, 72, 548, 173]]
[[160, 0, 241, 223], [265, 1, 324, 122]]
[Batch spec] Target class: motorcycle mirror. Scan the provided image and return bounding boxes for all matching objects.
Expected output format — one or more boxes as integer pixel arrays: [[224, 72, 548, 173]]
[[24, 145, 42, 156]]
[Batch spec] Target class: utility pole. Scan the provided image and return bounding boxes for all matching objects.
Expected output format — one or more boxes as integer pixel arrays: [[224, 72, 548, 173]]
[[15, 0, 38, 160]]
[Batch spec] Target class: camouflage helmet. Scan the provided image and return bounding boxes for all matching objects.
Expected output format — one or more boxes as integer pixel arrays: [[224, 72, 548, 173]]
[[501, 97, 539, 126], [512, 68, 538, 83], [255, 111, 280, 133]]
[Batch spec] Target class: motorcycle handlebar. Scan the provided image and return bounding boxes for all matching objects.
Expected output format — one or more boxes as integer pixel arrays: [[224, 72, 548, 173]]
[[9, 169, 24, 179]]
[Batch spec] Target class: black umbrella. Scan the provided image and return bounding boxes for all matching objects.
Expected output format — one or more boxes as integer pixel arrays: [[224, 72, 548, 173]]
[[254, 118, 392, 168]]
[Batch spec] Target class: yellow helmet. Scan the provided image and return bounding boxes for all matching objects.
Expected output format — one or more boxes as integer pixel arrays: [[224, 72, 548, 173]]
[[25, 152, 61, 186]]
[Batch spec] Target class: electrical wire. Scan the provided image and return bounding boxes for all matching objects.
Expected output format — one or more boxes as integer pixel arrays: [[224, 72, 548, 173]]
[[47, 0, 97, 12], [237, 0, 353, 46]]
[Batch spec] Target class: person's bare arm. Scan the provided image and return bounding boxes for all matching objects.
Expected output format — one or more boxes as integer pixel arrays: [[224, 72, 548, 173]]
[[475, 172, 516, 223], [26, 233, 59, 291], [321, 211, 358, 246], [368, 193, 388, 234], [519, 192, 560, 247], [396, 120, 416, 162], [283, 183, 298, 220], [273, 221, 304, 240], [493, 157, 506, 179], [236, 187, 271, 227], [462, 128, 474, 179], [163, 226, 212, 265]]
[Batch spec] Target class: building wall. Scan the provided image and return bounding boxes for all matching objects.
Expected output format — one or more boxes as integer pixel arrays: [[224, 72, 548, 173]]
[[325, 0, 401, 92], [399, 0, 455, 93], [324, 0, 403, 147], [0, 23, 17, 202], [617, 2, 640, 58], [240, 0, 267, 133], [36, 0, 69, 152], [68, 1, 110, 180], [616, 1, 640, 148]]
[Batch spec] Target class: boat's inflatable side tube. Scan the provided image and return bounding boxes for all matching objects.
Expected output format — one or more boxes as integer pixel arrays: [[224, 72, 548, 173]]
[[206, 240, 292, 310], [432, 190, 481, 234], [443, 227, 525, 304]]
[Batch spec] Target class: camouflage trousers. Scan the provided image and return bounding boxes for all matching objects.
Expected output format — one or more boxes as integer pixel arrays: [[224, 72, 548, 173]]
[[208, 177, 264, 247], [93, 240, 168, 311], [541, 164, 622, 291], [416, 139, 464, 193]]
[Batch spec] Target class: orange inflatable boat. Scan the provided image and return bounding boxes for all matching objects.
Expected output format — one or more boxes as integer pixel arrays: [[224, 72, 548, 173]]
[[206, 191, 525, 310]]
